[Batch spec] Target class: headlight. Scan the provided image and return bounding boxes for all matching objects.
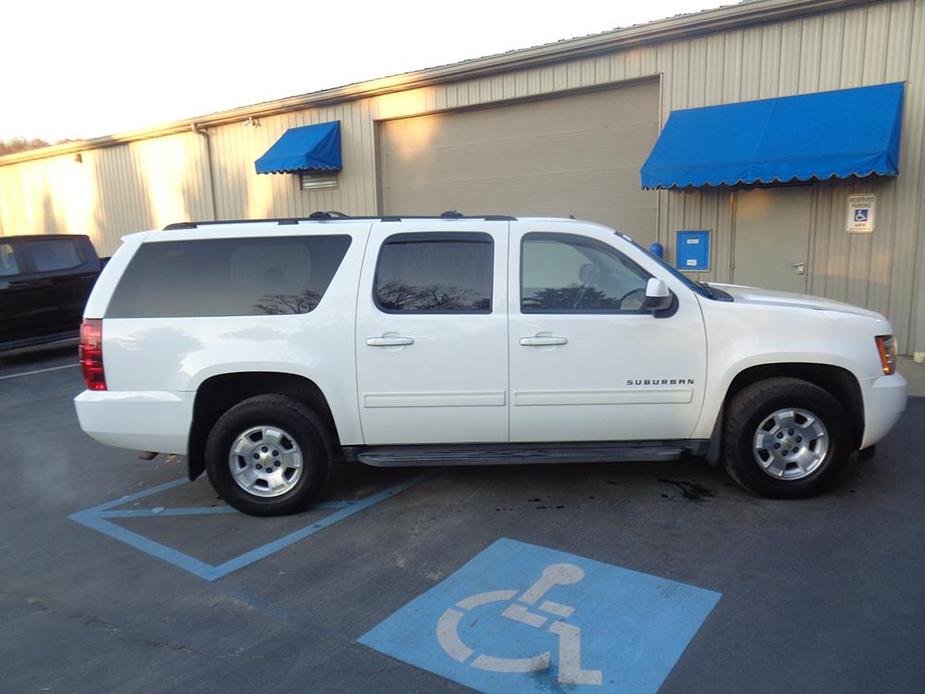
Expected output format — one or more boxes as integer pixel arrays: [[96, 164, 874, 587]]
[[875, 335, 896, 375]]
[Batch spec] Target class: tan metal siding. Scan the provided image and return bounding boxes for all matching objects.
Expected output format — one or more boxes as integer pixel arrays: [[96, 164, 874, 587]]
[[0, 132, 211, 255], [0, 0, 922, 350]]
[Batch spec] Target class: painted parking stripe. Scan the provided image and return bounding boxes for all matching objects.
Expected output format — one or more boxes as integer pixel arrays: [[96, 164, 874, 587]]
[[0, 362, 79, 380], [360, 538, 721, 693], [96, 499, 355, 518], [69, 474, 430, 581]]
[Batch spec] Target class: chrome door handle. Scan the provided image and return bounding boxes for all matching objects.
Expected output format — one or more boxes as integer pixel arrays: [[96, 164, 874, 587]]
[[792, 262, 806, 275], [519, 335, 568, 346], [366, 336, 414, 347]]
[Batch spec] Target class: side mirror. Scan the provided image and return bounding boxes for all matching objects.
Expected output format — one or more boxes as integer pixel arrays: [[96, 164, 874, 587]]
[[642, 278, 673, 313]]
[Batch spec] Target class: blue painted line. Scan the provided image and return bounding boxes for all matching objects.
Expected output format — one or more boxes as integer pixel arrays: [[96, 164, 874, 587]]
[[69, 509, 218, 579], [207, 474, 430, 579], [98, 506, 240, 518], [97, 498, 355, 518], [80, 478, 188, 514], [69, 473, 432, 582]]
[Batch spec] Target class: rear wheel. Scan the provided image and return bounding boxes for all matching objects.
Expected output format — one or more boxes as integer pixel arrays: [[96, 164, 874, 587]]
[[205, 395, 330, 516], [723, 377, 851, 498]]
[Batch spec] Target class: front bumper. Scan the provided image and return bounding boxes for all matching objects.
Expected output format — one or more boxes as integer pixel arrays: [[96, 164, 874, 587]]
[[74, 390, 194, 454], [861, 372, 907, 449]]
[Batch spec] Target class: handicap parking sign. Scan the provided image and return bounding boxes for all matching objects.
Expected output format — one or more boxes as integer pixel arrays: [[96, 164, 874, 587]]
[[359, 538, 720, 693], [854, 208, 869, 222]]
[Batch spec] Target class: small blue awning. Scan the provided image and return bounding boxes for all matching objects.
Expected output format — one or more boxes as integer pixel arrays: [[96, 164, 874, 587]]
[[640, 83, 904, 189], [255, 121, 342, 174]]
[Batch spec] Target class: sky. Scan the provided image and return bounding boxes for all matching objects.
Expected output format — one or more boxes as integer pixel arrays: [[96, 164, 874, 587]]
[[0, 0, 723, 142]]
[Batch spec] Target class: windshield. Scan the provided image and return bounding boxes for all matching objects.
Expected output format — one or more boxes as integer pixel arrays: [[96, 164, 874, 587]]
[[617, 233, 732, 302]]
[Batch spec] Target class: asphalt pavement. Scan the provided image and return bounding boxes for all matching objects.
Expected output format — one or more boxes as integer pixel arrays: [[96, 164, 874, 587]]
[[2, 347, 923, 693]]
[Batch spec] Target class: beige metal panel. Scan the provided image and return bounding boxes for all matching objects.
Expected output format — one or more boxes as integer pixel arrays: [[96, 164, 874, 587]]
[[798, 13, 824, 92], [778, 18, 803, 94], [704, 33, 726, 104], [864, 178, 897, 318], [900, 0, 925, 352], [861, 2, 890, 83], [722, 31, 744, 102], [687, 36, 709, 107], [740, 25, 764, 100], [379, 83, 659, 242], [759, 23, 783, 98], [715, 191, 736, 283], [819, 10, 846, 89], [839, 5, 867, 87]]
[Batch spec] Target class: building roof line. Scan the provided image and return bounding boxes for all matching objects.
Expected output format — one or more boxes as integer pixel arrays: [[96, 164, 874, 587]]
[[0, 0, 866, 167]]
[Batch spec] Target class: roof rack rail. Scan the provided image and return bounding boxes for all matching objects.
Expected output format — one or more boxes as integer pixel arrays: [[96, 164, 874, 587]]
[[162, 212, 518, 230]]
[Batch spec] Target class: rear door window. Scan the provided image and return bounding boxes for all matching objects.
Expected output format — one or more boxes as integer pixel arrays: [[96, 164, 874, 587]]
[[106, 235, 351, 318], [0, 243, 21, 277], [27, 239, 83, 272], [374, 232, 493, 313]]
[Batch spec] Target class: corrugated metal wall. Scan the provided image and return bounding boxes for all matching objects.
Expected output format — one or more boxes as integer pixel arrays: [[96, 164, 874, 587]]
[[1, 0, 923, 351], [0, 132, 213, 252]]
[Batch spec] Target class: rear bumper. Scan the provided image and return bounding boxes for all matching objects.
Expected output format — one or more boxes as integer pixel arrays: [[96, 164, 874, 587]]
[[74, 390, 193, 454], [860, 373, 907, 449]]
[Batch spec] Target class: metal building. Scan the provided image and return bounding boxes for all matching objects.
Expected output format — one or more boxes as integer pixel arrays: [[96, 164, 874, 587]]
[[1, 0, 923, 357]]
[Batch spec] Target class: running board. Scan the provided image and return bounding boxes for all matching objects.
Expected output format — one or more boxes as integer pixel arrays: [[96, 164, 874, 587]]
[[349, 441, 706, 468]]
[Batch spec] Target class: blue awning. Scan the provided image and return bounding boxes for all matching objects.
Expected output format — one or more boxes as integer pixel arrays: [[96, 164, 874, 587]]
[[640, 83, 904, 189], [255, 121, 342, 174]]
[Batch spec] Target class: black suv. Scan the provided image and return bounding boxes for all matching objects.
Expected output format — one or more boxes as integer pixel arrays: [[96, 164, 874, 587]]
[[0, 234, 103, 352]]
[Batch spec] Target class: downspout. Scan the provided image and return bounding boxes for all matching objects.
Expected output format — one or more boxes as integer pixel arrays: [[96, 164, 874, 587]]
[[190, 123, 218, 221]]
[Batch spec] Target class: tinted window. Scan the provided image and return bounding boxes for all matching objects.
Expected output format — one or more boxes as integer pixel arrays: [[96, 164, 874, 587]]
[[107, 235, 351, 318], [29, 239, 82, 272], [0, 243, 20, 277], [521, 233, 650, 313], [374, 233, 493, 313]]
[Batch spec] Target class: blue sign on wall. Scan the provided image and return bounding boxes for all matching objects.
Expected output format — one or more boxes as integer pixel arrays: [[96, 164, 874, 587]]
[[360, 538, 720, 693], [676, 230, 710, 271]]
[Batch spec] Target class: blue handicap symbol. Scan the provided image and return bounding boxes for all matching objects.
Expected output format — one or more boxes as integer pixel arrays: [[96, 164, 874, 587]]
[[854, 208, 869, 222], [359, 538, 721, 693]]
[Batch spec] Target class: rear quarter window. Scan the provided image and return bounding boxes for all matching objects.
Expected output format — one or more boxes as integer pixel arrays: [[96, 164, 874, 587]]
[[27, 238, 83, 272], [106, 235, 351, 318], [0, 243, 21, 277]]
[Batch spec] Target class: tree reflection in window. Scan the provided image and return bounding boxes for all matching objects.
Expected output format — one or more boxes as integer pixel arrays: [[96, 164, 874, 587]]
[[522, 286, 623, 311], [377, 281, 490, 312], [374, 233, 494, 314], [253, 290, 323, 315]]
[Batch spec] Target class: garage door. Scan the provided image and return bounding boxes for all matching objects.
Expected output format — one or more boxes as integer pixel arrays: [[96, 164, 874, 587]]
[[379, 81, 660, 241]]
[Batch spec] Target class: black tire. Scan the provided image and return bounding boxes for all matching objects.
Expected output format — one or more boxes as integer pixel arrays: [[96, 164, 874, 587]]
[[204, 395, 331, 516], [722, 377, 852, 499]]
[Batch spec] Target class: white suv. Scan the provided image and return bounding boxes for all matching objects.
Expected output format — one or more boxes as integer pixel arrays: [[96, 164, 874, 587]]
[[75, 213, 907, 515]]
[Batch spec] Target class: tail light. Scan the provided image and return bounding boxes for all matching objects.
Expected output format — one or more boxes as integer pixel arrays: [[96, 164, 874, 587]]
[[79, 319, 107, 390], [875, 335, 896, 376]]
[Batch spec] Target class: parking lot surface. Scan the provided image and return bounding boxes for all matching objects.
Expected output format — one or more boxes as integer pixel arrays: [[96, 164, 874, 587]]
[[3, 348, 924, 693]]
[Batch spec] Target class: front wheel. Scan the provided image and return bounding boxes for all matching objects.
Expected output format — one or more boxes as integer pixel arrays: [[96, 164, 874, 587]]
[[722, 377, 852, 499], [204, 395, 331, 516]]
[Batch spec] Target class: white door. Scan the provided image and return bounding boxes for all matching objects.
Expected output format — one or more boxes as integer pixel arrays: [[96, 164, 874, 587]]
[[734, 187, 812, 293], [355, 221, 509, 445], [508, 221, 707, 442]]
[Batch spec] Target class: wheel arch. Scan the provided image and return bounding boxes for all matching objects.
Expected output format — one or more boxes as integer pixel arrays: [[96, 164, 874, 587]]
[[706, 362, 864, 464], [187, 371, 339, 481]]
